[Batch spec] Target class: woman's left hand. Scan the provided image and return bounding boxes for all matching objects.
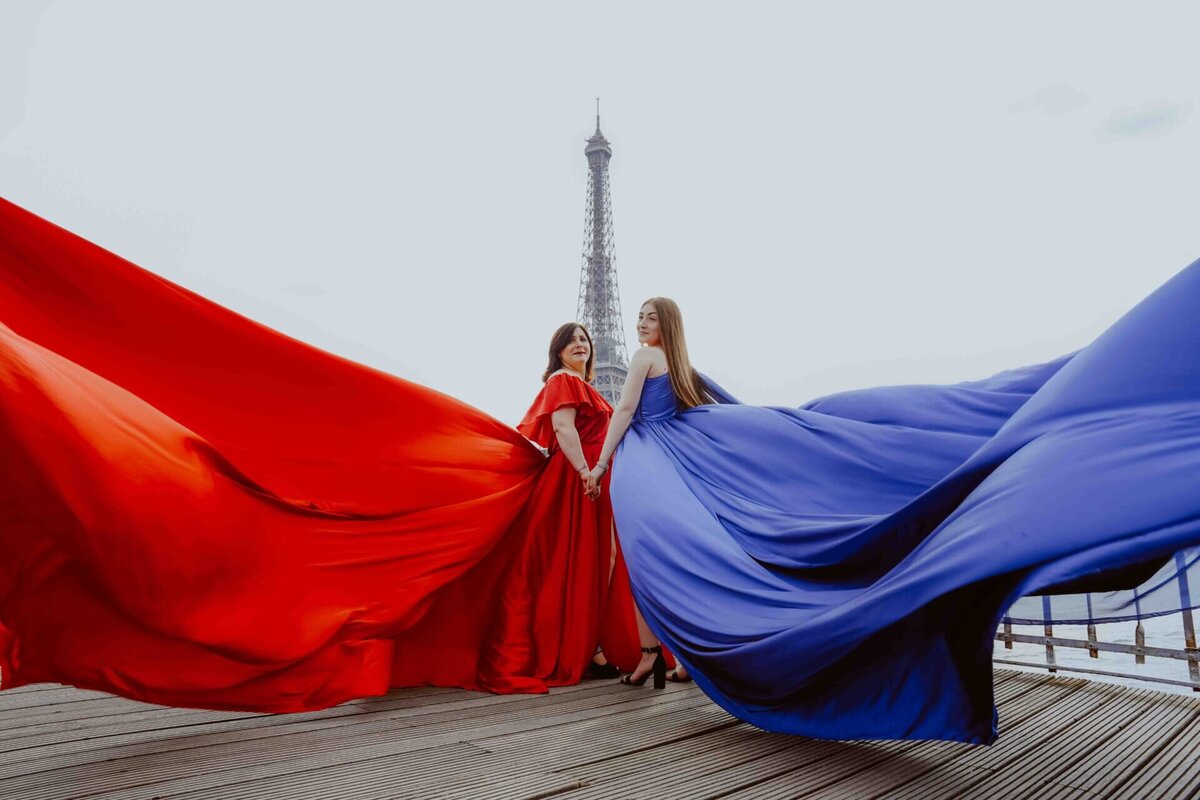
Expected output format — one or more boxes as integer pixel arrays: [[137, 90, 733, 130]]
[[585, 468, 603, 499]]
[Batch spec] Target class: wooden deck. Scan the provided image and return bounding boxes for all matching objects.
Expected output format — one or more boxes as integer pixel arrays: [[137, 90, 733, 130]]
[[2, 670, 1198, 800]]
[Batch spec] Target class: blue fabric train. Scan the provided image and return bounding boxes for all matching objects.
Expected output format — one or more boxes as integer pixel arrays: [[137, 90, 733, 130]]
[[610, 260, 1200, 744]]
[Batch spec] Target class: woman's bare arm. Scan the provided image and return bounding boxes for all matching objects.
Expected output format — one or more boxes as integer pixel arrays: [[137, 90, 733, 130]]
[[551, 406, 590, 475], [587, 349, 654, 493]]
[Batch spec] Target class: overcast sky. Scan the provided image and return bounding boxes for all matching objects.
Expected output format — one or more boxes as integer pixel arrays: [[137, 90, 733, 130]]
[[2, 2, 1197, 423]]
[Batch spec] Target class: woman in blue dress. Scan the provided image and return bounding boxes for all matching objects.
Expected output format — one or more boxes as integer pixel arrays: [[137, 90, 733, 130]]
[[586, 297, 716, 688], [586, 275, 1200, 744]]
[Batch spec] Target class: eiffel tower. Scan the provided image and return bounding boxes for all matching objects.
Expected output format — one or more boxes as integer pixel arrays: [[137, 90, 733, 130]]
[[576, 103, 629, 406]]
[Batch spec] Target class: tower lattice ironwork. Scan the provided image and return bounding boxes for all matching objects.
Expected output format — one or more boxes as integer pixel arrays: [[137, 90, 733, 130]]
[[576, 105, 629, 405]]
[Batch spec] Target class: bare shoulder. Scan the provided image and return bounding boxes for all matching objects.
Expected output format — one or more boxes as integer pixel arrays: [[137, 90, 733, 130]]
[[631, 346, 668, 375], [547, 369, 586, 384]]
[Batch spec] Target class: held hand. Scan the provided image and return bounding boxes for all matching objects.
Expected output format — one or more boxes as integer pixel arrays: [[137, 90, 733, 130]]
[[579, 467, 598, 501], [584, 469, 602, 500], [585, 463, 608, 499]]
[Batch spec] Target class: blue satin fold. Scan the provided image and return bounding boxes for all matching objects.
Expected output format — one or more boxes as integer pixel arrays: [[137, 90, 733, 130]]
[[610, 260, 1200, 743]]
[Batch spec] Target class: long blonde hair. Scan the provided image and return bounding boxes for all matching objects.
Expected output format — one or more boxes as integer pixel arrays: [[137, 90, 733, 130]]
[[642, 297, 713, 410]]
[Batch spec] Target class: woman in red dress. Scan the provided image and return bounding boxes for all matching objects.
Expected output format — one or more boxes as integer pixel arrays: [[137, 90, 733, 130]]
[[386, 323, 641, 692], [478, 322, 640, 689]]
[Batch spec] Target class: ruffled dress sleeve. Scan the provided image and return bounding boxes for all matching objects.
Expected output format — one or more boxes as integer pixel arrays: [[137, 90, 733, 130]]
[[517, 373, 612, 449]]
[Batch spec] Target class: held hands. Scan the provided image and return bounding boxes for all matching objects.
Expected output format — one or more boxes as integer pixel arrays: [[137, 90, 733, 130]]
[[584, 463, 608, 500], [578, 465, 599, 501]]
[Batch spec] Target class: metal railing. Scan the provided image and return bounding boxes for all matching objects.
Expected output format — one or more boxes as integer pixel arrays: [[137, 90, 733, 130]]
[[995, 554, 1200, 692]]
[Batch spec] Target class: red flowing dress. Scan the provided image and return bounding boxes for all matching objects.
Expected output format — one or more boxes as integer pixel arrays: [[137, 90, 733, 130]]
[[0, 196, 636, 710], [389, 374, 641, 692], [492, 373, 641, 689]]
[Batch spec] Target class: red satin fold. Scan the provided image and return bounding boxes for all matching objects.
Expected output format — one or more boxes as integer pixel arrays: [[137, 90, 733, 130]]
[[0, 196, 638, 710]]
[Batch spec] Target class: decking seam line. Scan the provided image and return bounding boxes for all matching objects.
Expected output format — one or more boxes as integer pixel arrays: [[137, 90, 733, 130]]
[[557, 740, 851, 800], [570, 727, 807, 783], [973, 690, 1161, 797], [0, 690, 714, 796], [542, 718, 743, 774], [1094, 705, 1200, 799], [863, 681, 1118, 800], [0, 682, 671, 775], [1084, 697, 1197, 786], [1118, 711, 1200, 796], [148, 739, 507, 800], [467, 691, 716, 752], [0, 687, 525, 747], [706, 744, 907, 800], [4, 671, 1198, 800]]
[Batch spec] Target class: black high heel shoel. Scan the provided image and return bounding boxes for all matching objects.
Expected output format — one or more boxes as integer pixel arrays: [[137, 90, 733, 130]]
[[585, 647, 621, 680], [619, 645, 666, 690]]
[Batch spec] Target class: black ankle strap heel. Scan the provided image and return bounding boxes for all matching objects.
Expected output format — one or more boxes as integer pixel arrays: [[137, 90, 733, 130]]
[[620, 645, 667, 689]]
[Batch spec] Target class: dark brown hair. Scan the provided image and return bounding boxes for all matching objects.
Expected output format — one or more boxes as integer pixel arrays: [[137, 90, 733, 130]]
[[542, 322, 596, 383]]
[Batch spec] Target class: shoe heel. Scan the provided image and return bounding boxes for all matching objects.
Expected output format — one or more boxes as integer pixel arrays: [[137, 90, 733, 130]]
[[620, 645, 665, 689], [652, 652, 666, 690]]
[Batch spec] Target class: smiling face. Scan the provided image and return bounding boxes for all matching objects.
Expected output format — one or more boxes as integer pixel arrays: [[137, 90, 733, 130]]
[[637, 303, 661, 347], [559, 326, 591, 374]]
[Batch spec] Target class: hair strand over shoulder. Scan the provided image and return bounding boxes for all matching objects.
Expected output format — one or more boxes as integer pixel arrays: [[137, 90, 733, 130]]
[[641, 297, 713, 410]]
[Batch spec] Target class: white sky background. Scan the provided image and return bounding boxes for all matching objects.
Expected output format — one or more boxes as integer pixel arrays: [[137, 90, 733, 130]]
[[1, 2, 1197, 424]]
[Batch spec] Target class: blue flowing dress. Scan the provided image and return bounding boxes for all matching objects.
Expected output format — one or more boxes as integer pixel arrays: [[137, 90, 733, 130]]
[[610, 259, 1200, 744]]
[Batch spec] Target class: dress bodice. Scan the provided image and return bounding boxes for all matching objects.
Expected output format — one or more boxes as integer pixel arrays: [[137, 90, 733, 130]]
[[518, 372, 613, 449], [634, 373, 679, 422]]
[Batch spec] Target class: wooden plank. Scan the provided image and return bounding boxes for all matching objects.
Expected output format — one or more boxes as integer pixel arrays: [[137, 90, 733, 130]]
[[714, 740, 923, 800], [0, 685, 502, 766], [0, 680, 637, 776], [156, 741, 582, 800], [556, 673, 1047, 800], [1104, 710, 1200, 799], [555, 728, 842, 799], [480, 701, 735, 774], [1, 683, 696, 800], [2, 669, 1198, 800], [1042, 693, 1199, 798], [634, 740, 880, 800], [0, 692, 140, 723], [991, 676, 1092, 730], [959, 688, 1162, 800], [161, 741, 489, 800], [991, 671, 1048, 705], [3, 705, 260, 753], [744, 675, 1089, 800], [806, 743, 962, 799], [470, 686, 723, 765], [871, 678, 1115, 799], [0, 684, 107, 712], [0, 690, 463, 758], [567, 722, 795, 784], [910, 686, 1143, 800]]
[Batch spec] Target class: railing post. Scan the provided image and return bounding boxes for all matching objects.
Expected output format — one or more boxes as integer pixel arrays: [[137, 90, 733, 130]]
[[1132, 585, 1145, 665], [997, 555, 1200, 690], [1175, 552, 1200, 691], [1086, 594, 1098, 659], [1042, 596, 1056, 674]]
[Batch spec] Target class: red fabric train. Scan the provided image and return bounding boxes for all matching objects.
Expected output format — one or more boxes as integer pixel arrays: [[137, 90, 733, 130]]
[[0, 197, 638, 711]]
